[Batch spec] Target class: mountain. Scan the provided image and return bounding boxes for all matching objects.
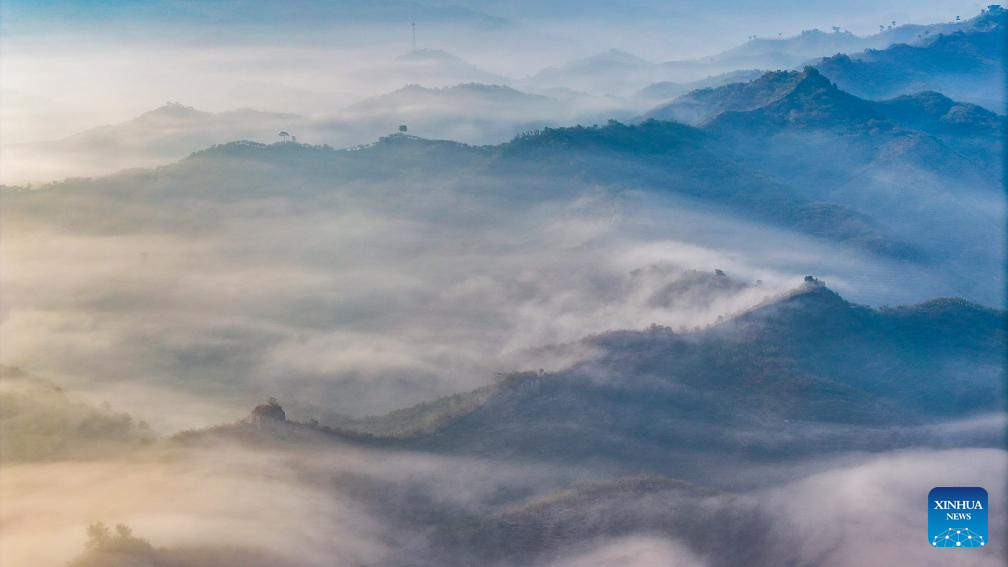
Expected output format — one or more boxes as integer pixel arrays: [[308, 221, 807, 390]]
[[812, 5, 1006, 111], [874, 90, 1005, 134], [6, 74, 1002, 363], [707, 67, 905, 130], [22, 82, 990, 265], [352, 49, 511, 92], [428, 476, 764, 567], [0, 366, 154, 461], [529, 12, 984, 97], [14, 275, 1003, 567], [53, 103, 302, 150], [318, 83, 569, 145], [635, 68, 764, 105], [506, 83, 1005, 269], [172, 120, 912, 259], [644, 69, 806, 125], [652, 12, 981, 83], [647, 66, 1005, 135], [398, 282, 1002, 469], [686, 28, 874, 72], [394, 49, 505, 81], [681, 18, 971, 72], [12, 76, 996, 294], [643, 67, 1002, 184], [694, 68, 1002, 184], [657, 68, 1003, 303], [527, 49, 659, 96], [2, 81, 601, 183], [1, 103, 304, 183], [189, 280, 1003, 476]]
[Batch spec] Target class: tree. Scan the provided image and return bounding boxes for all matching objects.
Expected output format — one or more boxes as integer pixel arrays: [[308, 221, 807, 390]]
[[398, 124, 408, 133], [69, 523, 155, 567], [85, 522, 111, 549]]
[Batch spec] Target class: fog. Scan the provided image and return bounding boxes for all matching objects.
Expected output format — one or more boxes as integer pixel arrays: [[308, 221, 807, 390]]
[[0, 183, 817, 427], [7, 141, 964, 431], [0, 0, 990, 184], [2, 416, 1003, 567], [1, 3, 1003, 566], [758, 449, 1006, 566]]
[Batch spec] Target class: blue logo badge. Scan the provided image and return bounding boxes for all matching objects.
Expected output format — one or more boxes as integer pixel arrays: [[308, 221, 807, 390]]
[[929, 487, 988, 547]]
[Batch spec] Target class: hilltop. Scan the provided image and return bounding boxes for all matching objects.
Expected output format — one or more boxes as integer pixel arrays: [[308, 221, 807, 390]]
[[648, 67, 1003, 136]]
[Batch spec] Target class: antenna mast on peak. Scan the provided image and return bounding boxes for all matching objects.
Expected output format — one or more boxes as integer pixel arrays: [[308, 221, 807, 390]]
[[411, 21, 416, 51]]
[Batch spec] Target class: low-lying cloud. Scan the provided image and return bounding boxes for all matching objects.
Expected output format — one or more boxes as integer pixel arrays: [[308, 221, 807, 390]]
[[2, 429, 1001, 567], [3, 175, 927, 430]]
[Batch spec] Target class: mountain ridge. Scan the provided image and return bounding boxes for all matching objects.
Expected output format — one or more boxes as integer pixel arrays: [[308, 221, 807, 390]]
[[812, 6, 1006, 110], [175, 279, 1003, 473]]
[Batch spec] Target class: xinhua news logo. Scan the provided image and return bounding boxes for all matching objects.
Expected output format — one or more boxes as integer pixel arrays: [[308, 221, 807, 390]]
[[929, 487, 988, 548]]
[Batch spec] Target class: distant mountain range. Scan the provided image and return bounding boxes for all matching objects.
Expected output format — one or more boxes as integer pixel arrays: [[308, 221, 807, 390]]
[[650, 66, 1003, 136], [49, 103, 300, 151], [18, 69, 994, 293], [661, 15, 976, 77], [526, 9, 989, 96], [128, 118, 902, 260], [2, 81, 620, 183], [318, 83, 571, 145], [639, 67, 1002, 302], [6, 7, 1001, 187], [528, 49, 658, 95], [354, 49, 511, 89], [1, 103, 306, 183], [813, 5, 1006, 111], [4, 28, 1001, 303], [635, 69, 765, 104]]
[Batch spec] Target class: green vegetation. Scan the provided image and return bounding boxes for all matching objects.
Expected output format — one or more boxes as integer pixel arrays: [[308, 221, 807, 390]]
[[0, 367, 154, 462], [66, 523, 292, 567], [321, 383, 498, 437]]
